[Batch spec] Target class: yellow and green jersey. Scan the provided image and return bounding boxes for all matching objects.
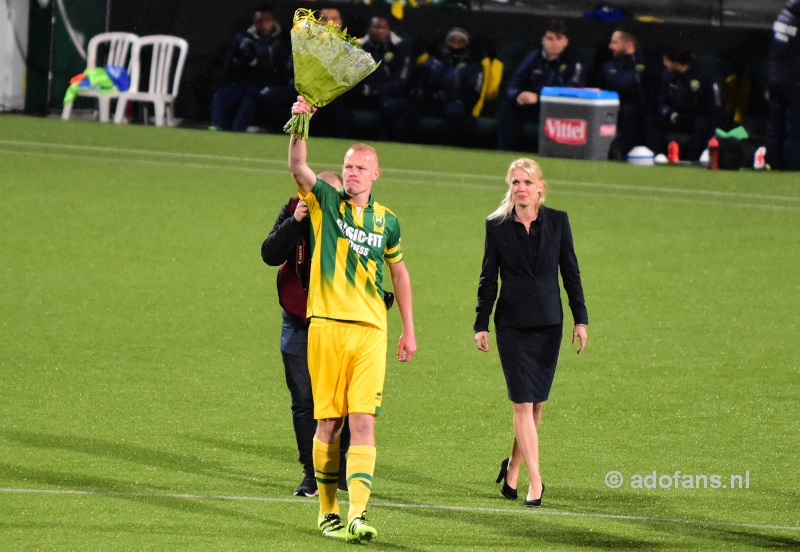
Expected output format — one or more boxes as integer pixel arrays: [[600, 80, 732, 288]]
[[300, 178, 403, 332]]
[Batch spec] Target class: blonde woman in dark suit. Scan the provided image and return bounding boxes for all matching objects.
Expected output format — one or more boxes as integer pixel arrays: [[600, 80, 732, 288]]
[[474, 158, 588, 507]]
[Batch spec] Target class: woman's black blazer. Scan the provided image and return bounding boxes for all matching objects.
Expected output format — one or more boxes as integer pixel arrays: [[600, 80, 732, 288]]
[[474, 205, 588, 332]]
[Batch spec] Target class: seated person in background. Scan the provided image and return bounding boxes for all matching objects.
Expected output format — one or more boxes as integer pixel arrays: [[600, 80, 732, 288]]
[[319, 7, 343, 28], [658, 45, 723, 160], [344, 16, 413, 142], [211, 5, 294, 132], [410, 27, 484, 145], [496, 18, 584, 151], [597, 28, 661, 159]]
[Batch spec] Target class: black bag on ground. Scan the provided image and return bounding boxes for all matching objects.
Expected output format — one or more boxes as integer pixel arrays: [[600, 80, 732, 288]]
[[718, 137, 759, 170]]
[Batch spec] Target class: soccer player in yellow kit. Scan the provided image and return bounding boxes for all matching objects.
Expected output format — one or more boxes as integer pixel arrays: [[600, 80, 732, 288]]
[[288, 96, 417, 543]]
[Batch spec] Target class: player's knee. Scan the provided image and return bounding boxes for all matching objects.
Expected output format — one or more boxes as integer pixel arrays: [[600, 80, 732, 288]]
[[316, 418, 345, 443], [347, 413, 376, 441]]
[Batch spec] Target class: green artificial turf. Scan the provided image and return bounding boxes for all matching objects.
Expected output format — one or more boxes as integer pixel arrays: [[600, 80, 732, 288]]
[[1, 115, 798, 550]]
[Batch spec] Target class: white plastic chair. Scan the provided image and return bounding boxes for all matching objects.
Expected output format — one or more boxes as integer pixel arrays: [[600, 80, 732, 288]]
[[62, 32, 139, 122], [113, 35, 189, 127]]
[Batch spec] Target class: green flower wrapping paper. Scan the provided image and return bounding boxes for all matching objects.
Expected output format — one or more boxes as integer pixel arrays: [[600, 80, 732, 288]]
[[284, 9, 379, 139]]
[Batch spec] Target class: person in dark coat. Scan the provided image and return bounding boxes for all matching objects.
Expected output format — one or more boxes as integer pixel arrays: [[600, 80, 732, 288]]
[[597, 29, 661, 159], [411, 27, 484, 145], [658, 45, 723, 161], [261, 172, 350, 497], [496, 19, 585, 151], [767, 0, 800, 170], [474, 157, 588, 509], [345, 16, 413, 141], [211, 5, 294, 132]]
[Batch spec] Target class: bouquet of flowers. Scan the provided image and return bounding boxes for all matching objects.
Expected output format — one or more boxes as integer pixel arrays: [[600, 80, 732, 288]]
[[283, 9, 379, 139]]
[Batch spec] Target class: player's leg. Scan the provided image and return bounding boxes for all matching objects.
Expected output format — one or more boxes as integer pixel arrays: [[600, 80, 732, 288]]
[[344, 413, 378, 542], [344, 324, 386, 541], [308, 320, 350, 538], [314, 418, 347, 538]]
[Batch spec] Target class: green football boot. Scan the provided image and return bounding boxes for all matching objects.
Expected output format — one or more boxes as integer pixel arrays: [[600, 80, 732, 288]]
[[347, 513, 377, 543], [318, 512, 348, 540]]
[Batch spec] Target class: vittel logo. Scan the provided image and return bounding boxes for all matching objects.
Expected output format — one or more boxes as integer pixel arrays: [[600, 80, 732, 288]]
[[544, 118, 587, 145]]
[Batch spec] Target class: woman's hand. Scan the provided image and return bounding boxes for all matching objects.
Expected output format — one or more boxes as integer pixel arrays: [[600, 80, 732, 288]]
[[475, 331, 490, 352], [572, 325, 588, 354]]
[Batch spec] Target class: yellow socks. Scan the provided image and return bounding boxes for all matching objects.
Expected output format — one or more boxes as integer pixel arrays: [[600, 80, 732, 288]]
[[313, 436, 340, 517], [313, 439, 377, 522], [346, 445, 376, 521]]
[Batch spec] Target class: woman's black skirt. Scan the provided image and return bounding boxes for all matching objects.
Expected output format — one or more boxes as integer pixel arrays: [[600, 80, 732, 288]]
[[495, 323, 563, 403]]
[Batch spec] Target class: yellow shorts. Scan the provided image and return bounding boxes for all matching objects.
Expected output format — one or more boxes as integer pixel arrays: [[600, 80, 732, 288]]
[[308, 318, 387, 419]]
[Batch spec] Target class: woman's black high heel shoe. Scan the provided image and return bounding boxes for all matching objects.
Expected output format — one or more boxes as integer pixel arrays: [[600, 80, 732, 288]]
[[523, 483, 545, 507], [496, 458, 518, 500]]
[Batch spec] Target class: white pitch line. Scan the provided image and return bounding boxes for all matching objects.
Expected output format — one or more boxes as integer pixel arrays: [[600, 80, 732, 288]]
[[1, 487, 797, 533], [2, 148, 797, 212], [550, 178, 800, 202], [2, 139, 800, 204], [0, 148, 270, 175], [559, 188, 800, 211], [0, 139, 288, 167]]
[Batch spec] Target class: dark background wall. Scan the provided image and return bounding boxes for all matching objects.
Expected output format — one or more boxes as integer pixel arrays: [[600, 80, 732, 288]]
[[105, 0, 774, 123], [29, 0, 779, 122], [25, 0, 106, 114], [486, 0, 785, 29]]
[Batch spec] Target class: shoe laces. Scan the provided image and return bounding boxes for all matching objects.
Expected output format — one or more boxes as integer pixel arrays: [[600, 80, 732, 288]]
[[348, 512, 368, 531], [320, 513, 344, 531]]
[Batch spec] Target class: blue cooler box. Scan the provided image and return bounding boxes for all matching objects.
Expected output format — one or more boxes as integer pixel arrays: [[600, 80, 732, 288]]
[[538, 87, 620, 161]]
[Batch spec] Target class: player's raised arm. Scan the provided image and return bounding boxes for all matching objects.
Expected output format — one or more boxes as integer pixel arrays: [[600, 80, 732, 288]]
[[287, 96, 317, 193]]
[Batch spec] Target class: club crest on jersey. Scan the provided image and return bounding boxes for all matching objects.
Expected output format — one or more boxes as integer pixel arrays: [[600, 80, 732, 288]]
[[374, 214, 385, 230]]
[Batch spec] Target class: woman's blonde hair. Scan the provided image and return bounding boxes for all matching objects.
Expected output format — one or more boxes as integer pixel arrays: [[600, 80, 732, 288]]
[[487, 158, 547, 220]]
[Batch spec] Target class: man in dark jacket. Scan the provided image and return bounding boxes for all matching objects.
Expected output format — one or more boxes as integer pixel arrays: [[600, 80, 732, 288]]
[[411, 27, 484, 145], [497, 19, 584, 151], [597, 29, 661, 159], [658, 45, 722, 161], [261, 172, 349, 497], [346, 16, 413, 141], [211, 5, 294, 132], [767, 0, 800, 170]]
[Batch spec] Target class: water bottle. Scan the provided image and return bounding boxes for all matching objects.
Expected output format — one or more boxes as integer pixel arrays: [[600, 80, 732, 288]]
[[708, 137, 719, 170], [667, 140, 680, 164], [753, 146, 766, 170]]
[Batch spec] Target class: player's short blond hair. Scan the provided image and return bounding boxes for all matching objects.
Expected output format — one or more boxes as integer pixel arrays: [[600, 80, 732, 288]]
[[346, 143, 380, 167]]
